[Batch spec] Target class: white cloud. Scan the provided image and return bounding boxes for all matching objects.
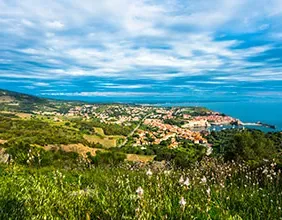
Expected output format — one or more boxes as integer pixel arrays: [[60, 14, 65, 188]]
[[33, 82, 50, 87], [99, 83, 151, 89], [1, 0, 282, 98], [46, 21, 64, 29], [41, 91, 170, 97], [21, 19, 34, 27]]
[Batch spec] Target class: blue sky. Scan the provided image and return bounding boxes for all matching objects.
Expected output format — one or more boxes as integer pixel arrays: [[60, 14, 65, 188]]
[[0, 0, 282, 102]]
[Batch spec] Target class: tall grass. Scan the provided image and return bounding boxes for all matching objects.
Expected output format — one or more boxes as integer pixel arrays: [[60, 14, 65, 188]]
[[0, 159, 281, 219]]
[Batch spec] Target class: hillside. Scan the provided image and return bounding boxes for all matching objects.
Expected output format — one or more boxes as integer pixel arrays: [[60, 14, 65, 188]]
[[0, 89, 282, 219], [0, 89, 78, 113]]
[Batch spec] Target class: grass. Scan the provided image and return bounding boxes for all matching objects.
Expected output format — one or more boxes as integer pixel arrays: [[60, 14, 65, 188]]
[[0, 159, 281, 219], [0, 111, 31, 119], [94, 127, 105, 136], [126, 154, 155, 162], [84, 132, 124, 148], [43, 143, 153, 163], [44, 144, 105, 157], [84, 134, 117, 148]]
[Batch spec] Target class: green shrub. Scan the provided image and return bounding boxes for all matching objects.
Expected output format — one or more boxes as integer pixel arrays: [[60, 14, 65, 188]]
[[87, 151, 126, 166]]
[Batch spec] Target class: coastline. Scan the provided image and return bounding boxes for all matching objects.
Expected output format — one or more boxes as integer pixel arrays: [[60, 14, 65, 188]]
[[155, 101, 282, 132]]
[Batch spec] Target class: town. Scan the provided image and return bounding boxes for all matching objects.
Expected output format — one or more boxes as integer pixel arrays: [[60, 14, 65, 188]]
[[33, 103, 241, 149]]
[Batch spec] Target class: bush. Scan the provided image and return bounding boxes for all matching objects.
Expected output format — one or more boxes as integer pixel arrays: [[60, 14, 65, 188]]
[[209, 130, 277, 167], [5, 142, 80, 167], [87, 151, 126, 166]]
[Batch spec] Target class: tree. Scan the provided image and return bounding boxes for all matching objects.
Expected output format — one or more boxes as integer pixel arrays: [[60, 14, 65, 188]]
[[224, 131, 276, 166]]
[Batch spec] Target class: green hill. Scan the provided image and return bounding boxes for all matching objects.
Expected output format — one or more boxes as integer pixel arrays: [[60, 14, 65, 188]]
[[0, 89, 77, 113]]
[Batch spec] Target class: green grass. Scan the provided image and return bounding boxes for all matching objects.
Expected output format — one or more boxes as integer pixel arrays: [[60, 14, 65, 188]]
[[84, 127, 124, 148], [0, 159, 281, 219], [84, 134, 120, 148], [94, 127, 105, 136]]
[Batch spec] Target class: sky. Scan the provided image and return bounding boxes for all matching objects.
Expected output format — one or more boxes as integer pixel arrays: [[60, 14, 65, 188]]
[[0, 0, 282, 103]]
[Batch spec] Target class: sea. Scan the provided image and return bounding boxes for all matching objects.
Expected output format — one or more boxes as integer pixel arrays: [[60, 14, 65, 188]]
[[156, 101, 282, 132]]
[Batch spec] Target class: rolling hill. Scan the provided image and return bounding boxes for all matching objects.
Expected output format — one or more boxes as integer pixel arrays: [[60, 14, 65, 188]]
[[0, 89, 78, 113]]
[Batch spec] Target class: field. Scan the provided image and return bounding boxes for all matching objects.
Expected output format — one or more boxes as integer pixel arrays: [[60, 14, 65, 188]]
[[84, 127, 124, 148], [0, 96, 14, 103], [126, 154, 155, 163], [94, 127, 105, 136], [0, 159, 281, 219], [44, 144, 104, 157], [0, 111, 31, 119]]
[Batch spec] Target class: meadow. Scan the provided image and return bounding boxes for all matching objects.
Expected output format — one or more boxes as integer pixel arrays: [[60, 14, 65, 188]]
[[1, 111, 282, 219], [0, 158, 281, 219]]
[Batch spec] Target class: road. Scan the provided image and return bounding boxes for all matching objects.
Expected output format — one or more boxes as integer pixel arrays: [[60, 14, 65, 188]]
[[118, 113, 152, 148]]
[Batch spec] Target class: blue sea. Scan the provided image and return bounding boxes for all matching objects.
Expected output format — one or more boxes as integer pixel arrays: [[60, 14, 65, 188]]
[[158, 101, 282, 132]]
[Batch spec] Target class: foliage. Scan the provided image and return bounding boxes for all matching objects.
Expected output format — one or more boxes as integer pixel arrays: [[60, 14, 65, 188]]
[[87, 151, 126, 166], [120, 142, 205, 168], [71, 119, 134, 136], [0, 115, 84, 145], [0, 159, 281, 219], [208, 129, 279, 167], [4, 142, 80, 167], [163, 119, 184, 127]]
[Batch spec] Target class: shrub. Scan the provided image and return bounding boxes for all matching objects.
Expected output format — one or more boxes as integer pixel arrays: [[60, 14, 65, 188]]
[[87, 151, 126, 166]]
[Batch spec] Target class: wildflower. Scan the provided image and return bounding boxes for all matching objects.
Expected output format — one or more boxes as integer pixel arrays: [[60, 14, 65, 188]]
[[183, 178, 190, 187], [206, 187, 211, 197], [146, 169, 153, 176], [136, 187, 144, 198], [271, 163, 276, 167], [164, 170, 171, 176], [179, 197, 186, 207], [201, 176, 207, 184], [179, 176, 184, 184], [206, 147, 213, 156], [267, 174, 273, 180]]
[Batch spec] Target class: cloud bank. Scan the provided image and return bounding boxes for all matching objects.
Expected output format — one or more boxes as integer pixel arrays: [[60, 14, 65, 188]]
[[0, 0, 282, 101]]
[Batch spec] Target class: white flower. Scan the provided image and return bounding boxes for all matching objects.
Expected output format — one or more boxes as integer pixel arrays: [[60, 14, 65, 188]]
[[206, 147, 213, 156], [146, 169, 153, 176], [179, 197, 186, 207], [183, 178, 190, 187], [179, 176, 184, 184], [164, 170, 171, 175], [206, 187, 211, 197], [136, 187, 144, 197], [201, 176, 207, 184], [271, 163, 276, 167], [262, 168, 268, 174]]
